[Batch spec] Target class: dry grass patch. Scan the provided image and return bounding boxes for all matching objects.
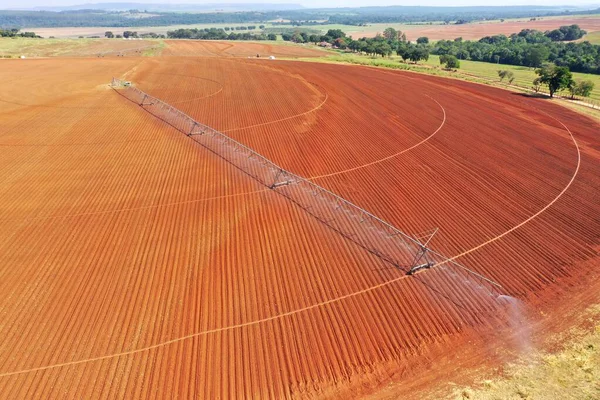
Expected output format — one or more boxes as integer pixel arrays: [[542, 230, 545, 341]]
[[452, 306, 600, 400]]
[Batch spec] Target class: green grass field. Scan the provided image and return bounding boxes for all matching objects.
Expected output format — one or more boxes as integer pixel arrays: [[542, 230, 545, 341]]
[[142, 40, 165, 56], [424, 55, 600, 102], [0, 37, 94, 57], [303, 53, 415, 70], [581, 31, 600, 44], [0, 37, 159, 57]]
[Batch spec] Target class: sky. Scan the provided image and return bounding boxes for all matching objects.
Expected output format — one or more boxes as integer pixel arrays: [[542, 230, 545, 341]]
[[2, 0, 600, 9]]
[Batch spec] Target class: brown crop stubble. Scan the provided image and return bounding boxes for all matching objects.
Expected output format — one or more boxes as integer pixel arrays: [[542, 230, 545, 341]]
[[359, 16, 600, 41]]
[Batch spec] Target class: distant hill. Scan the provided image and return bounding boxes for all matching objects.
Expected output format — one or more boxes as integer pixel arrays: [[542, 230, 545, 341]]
[[27, 3, 304, 12], [1, 4, 599, 29]]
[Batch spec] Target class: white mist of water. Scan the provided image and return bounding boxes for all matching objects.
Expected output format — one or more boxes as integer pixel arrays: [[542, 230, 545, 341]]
[[496, 295, 532, 355]]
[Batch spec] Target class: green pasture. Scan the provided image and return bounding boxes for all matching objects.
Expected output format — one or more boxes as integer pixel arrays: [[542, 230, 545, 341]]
[[425, 55, 600, 102], [0, 37, 96, 57]]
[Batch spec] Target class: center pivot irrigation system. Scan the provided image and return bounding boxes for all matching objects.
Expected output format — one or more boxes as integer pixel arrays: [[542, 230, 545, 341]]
[[111, 78, 503, 294]]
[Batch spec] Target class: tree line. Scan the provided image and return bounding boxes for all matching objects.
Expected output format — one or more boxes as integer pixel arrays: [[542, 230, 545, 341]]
[[303, 26, 596, 98], [0, 28, 39, 38], [223, 25, 265, 31], [2, 6, 598, 29], [294, 25, 598, 75], [104, 31, 166, 39], [433, 26, 598, 73], [532, 63, 594, 98], [166, 28, 276, 41]]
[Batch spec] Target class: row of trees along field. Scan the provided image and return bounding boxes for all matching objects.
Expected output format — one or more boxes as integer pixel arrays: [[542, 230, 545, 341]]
[[282, 25, 599, 75], [433, 26, 599, 73], [282, 28, 434, 61], [104, 31, 166, 39], [223, 25, 266, 31], [498, 63, 595, 99], [166, 28, 276, 41], [532, 63, 595, 98], [279, 27, 594, 99], [0, 28, 39, 38]]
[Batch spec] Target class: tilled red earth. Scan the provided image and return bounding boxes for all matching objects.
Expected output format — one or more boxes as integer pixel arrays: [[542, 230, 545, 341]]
[[0, 56, 598, 398], [361, 16, 600, 41]]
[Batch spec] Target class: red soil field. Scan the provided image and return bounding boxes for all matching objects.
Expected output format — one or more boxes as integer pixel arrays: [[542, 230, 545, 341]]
[[0, 55, 599, 399], [162, 40, 329, 57], [361, 16, 600, 40]]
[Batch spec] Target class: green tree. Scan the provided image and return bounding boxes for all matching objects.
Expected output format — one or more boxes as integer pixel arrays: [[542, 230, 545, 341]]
[[523, 44, 550, 68], [291, 32, 305, 43], [535, 64, 574, 97], [532, 77, 542, 93], [383, 27, 397, 41], [547, 24, 587, 41], [577, 80, 595, 98], [409, 44, 430, 63], [358, 40, 369, 54], [334, 37, 348, 49], [456, 48, 469, 60], [104, 31, 114, 38], [267, 33, 277, 41], [396, 41, 410, 61], [416, 36, 429, 44], [325, 29, 345, 39], [497, 70, 514, 83], [375, 41, 392, 57], [568, 80, 595, 99], [545, 29, 564, 41], [440, 54, 460, 69], [365, 43, 376, 56]]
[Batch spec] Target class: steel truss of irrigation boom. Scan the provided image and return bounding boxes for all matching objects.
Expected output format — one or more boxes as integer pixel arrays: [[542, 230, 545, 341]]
[[110, 77, 503, 296]]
